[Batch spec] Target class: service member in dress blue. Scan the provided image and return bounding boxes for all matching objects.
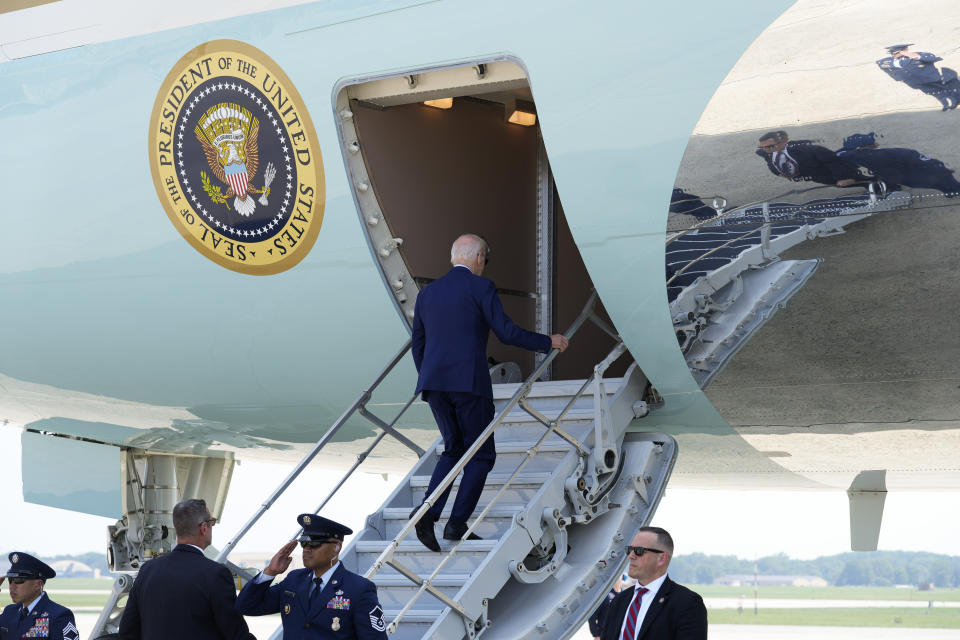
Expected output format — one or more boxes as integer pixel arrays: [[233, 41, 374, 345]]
[[837, 132, 960, 196], [235, 514, 388, 640], [0, 552, 79, 640], [877, 44, 960, 111]]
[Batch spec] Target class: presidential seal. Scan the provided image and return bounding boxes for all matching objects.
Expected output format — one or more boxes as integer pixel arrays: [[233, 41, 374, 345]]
[[149, 40, 325, 274]]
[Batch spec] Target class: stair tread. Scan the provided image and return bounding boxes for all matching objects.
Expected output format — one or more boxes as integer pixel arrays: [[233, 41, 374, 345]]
[[492, 378, 624, 399], [376, 574, 472, 586], [382, 506, 522, 519], [356, 539, 498, 552], [408, 471, 551, 488]]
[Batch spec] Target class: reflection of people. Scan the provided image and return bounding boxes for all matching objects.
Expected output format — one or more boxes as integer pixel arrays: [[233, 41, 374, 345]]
[[838, 132, 960, 196], [598, 527, 707, 640], [756, 130, 866, 187], [877, 44, 960, 111], [118, 499, 255, 640], [1, 552, 79, 640], [669, 188, 715, 221], [410, 233, 569, 551], [235, 514, 388, 640]]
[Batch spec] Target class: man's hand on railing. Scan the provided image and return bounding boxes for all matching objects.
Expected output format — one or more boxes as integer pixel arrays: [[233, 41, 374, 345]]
[[551, 334, 570, 352], [264, 540, 298, 576]]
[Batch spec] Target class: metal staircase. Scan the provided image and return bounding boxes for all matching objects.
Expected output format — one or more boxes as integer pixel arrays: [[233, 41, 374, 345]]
[[205, 292, 676, 640], [350, 360, 675, 639]]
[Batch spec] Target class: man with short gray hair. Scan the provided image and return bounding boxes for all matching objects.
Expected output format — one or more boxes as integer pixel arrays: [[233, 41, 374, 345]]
[[599, 526, 706, 640], [410, 233, 569, 551], [119, 499, 255, 640]]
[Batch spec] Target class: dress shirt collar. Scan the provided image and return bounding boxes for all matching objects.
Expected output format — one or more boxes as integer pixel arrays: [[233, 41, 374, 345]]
[[635, 572, 668, 600], [185, 544, 205, 554], [24, 592, 44, 614], [452, 263, 472, 271], [315, 560, 341, 588]]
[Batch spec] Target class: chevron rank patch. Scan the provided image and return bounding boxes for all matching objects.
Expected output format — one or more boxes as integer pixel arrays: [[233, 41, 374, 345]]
[[370, 604, 386, 632]]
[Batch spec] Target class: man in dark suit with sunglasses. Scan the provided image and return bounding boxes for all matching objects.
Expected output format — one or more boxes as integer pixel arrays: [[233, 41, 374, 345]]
[[118, 498, 255, 640], [409, 233, 569, 551], [1, 552, 78, 640], [235, 514, 387, 639], [599, 527, 707, 640]]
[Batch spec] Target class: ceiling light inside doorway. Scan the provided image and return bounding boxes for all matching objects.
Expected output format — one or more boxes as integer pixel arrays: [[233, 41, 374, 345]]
[[423, 98, 453, 109], [506, 98, 536, 126]]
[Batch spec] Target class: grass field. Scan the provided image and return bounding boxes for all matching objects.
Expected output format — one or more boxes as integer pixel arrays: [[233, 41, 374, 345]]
[[46, 578, 113, 591], [708, 607, 960, 628], [691, 585, 960, 602]]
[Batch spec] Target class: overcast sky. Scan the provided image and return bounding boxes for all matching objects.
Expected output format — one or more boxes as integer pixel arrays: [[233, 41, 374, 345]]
[[1, 426, 957, 562]]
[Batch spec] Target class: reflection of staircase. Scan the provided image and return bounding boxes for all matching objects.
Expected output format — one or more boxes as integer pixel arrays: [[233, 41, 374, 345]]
[[339, 360, 676, 640]]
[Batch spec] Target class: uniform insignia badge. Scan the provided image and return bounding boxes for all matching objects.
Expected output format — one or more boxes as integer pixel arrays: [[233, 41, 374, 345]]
[[11, 554, 18, 563], [335, 589, 344, 596], [327, 595, 350, 610], [331, 616, 341, 631], [149, 40, 326, 275], [62, 622, 79, 640], [370, 604, 386, 632], [302, 515, 312, 525], [283, 604, 291, 615]]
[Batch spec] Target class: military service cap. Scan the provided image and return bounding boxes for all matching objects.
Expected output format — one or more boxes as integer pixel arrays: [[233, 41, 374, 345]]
[[842, 132, 877, 150], [6, 552, 56, 581], [886, 44, 913, 54], [296, 514, 353, 542]]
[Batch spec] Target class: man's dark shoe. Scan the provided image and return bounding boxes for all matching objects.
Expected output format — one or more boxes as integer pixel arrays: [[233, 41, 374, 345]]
[[443, 521, 482, 541], [410, 507, 441, 552]]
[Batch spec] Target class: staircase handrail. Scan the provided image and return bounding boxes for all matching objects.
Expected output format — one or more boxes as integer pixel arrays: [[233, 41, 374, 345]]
[[215, 339, 423, 565]]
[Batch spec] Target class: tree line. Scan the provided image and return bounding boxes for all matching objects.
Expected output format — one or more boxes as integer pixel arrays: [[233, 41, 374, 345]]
[[669, 551, 960, 587]]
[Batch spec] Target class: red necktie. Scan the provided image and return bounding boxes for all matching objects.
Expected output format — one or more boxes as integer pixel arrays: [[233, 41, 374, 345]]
[[621, 586, 649, 640]]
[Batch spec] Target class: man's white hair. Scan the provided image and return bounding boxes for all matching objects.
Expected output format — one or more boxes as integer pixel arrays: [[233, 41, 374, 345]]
[[450, 233, 488, 265]]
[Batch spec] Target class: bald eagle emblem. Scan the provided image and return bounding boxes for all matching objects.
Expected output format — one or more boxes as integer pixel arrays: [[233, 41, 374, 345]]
[[195, 102, 276, 217]]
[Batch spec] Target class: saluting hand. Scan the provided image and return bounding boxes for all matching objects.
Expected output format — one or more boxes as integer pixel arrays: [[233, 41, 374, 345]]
[[264, 540, 298, 576], [550, 334, 570, 352]]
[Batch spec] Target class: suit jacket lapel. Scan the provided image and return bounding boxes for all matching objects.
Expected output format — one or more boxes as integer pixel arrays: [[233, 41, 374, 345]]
[[608, 589, 632, 638], [636, 577, 672, 640]]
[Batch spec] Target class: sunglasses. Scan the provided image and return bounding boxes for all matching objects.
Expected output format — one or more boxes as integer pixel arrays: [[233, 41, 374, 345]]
[[201, 517, 217, 528], [625, 545, 666, 557], [300, 540, 338, 549], [7, 577, 35, 584]]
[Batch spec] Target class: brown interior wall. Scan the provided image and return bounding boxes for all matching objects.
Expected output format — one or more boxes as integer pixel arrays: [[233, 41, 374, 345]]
[[552, 195, 629, 380], [352, 98, 541, 374]]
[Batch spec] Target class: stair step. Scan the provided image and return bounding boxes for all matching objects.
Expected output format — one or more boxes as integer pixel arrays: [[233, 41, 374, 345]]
[[376, 573, 473, 587], [356, 539, 498, 554], [355, 539, 497, 575], [433, 441, 575, 456], [381, 506, 520, 538], [492, 378, 624, 399], [408, 472, 551, 489]]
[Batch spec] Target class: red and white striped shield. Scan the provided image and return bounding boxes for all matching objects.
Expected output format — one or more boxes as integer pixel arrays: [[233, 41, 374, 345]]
[[224, 163, 249, 196]]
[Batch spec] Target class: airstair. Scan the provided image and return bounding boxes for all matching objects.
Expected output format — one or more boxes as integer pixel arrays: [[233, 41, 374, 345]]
[[136, 293, 675, 640]]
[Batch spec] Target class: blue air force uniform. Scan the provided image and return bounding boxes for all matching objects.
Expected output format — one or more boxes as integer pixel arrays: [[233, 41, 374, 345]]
[[838, 132, 960, 195], [877, 45, 960, 110], [235, 515, 387, 640], [1, 553, 79, 640]]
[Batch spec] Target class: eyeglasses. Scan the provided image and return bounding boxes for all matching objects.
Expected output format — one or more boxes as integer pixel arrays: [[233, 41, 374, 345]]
[[300, 540, 338, 549], [625, 545, 666, 557], [7, 577, 33, 584], [758, 143, 778, 151], [478, 250, 490, 266], [201, 517, 217, 528]]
